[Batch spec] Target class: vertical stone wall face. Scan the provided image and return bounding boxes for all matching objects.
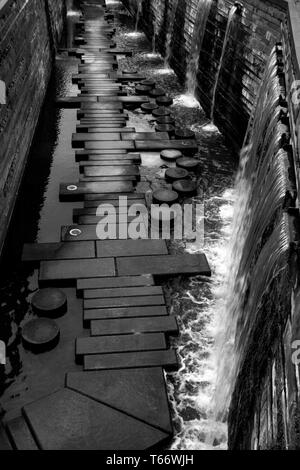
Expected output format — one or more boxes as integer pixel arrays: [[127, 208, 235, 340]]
[[0, 0, 65, 253]]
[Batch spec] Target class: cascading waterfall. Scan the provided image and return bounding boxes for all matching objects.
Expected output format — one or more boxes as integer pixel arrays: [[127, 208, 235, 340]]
[[213, 45, 292, 438], [186, 0, 212, 96], [164, 0, 178, 67], [135, 0, 142, 32], [152, 0, 160, 53], [210, 4, 240, 121]]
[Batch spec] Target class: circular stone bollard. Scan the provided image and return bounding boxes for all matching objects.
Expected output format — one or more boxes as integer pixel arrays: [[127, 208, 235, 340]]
[[156, 115, 175, 125], [172, 179, 198, 196], [155, 124, 175, 137], [165, 168, 189, 183], [141, 102, 158, 113], [175, 128, 195, 140], [135, 84, 152, 95], [152, 107, 171, 118], [160, 149, 183, 161], [141, 79, 156, 88], [123, 69, 137, 74], [152, 189, 179, 205], [156, 96, 173, 107], [176, 157, 199, 171], [149, 88, 165, 98], [22, 318, 60, 352], [31, 288, 68, 318]]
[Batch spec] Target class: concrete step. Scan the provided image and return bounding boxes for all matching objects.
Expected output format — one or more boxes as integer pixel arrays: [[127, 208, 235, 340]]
[[83, 286, 163, 299], [6, 416, 39, 450], [77, 275, 154, 293], [22, 241, 96, 262], [84, 305, 168, 322], [59, 181, 134, 201], [84, 295, 165, 310], [90, 316, 178, 336]]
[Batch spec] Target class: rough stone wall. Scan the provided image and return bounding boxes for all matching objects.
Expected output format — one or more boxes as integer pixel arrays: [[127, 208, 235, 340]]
[[0, 0, 65, 254]]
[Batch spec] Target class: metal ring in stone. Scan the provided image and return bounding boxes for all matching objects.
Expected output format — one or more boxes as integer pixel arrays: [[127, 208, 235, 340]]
[[70, 228, 82, 236], [67, 185, 78, 191]]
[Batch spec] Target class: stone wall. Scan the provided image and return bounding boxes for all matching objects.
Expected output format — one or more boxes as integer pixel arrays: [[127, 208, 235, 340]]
[[0, 0, 65, 254]]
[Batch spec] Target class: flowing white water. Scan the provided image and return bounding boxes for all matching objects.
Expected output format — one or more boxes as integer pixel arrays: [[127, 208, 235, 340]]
[[164, 0, 178, 67], [135, 0, 142, 31], [210, 5, 238, 122], [186, 0, 212, 96]]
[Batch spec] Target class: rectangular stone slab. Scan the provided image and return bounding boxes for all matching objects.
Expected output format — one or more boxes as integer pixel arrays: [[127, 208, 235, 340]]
[[76, 333, 166, 360], [91, 316, 178, 336], [84, 198, 145, 208], [22, 242, 95, 262], [76, 126, 135, 133], [79, 176, 138, 183], [122, 132, 169, 141], [117, 254, 212, 277], [84, 193, 145, 201], [72, 73, 110, 82], [6, 417, 39, 450], [79, 162, 139, 172], [73, 206, 138, 222], [84, 141, 135, 150], [83, 286, 163, 299], [86, 154, 141, 162], [84, 166, 139, 176], [135, 140, 198, 152], [77, 214, 145, 225], [61, 225, 147, 242], [84, 305, 168, 322], [77, 275, 154, 292], [72, 133, 121, 147], [39, 258, 115, 284], [84, 295, 165, 310], [59, 181, 133, 201], [96, 240, 168, 258], [84, 349, 178, 372], [115, 73, 145, 82]]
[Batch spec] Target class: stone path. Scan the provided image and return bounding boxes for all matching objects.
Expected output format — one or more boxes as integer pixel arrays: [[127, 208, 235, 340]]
[[1, 0, 211, 450]]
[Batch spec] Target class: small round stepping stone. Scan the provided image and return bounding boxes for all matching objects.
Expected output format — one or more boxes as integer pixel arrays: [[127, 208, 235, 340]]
[[152, 107, 171, 118], [156, 96, 173, 107], [22, 318, 60, 352], [173, 179, 197, 196], [153, 189, 179, 206], [123, 69, 137, 74], [156, 115, 175, 125], [135, 84, 152, 95], [160, 149, 182, 161], [141, 79, 156, 88], [165, 168, 189, 183], [141, 102, 158, 113], [176, 157, 199, 171], [31, 288, 67, 318], [175, 129, 195, 140], [149, 88, 165, 98], [155, 124, 175, 136]]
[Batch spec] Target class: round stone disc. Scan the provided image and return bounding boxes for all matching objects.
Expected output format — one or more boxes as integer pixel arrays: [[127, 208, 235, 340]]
[[152, 107, 171, 117], [165, 168, 189, 182], [149, 88, 165, 98], [160, 149, 183, 161], [152, 189, 179, 205], [135, 84, 152, 95], [156, 115, 175, 125], [173, 179, 198, 196], [155, 124, 175, 136], [176, 157, 199, 171], [123, 69, 138, 74], [22, 318, 60, 352], [141, 102, 158, 113], [31, 288, 67, 318], [156, 96, 173, 107], [141, 79, 156, 88], [175, 128, 195, 140]]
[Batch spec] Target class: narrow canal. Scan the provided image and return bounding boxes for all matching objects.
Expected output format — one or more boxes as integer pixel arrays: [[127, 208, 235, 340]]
[[0, 0, 238, 449]]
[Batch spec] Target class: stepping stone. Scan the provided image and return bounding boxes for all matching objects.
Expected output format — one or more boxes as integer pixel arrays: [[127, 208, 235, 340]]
[[76, 333, 166, 362], [122, 69, 137, 74], [122, 132, 169, 141], [0, 425, 12, 450], [84, 349, 178, 372], [84, 193, 145, 201], [22, 242, 95, 262], [160, 149, 182, 161], [61, 224, 147, 242], [83, 286, 163, 299], [152, 189, 179, 205], [156, 115, 175, 125], [83, 195, 144, 206], [79, 162, 139, 172], [117, 254, 211, 277], [141, 102, 158, 113], [155, 124, 175, 136], [152, 107, 171, 117], [96, 239, 168, 257], [59, 181, 133, 201], [76, 126, 134, 132], [77, 275, 154, 292], [39, 258, 115, 285], [176, 157, 199, 171], [84, 141, 135, 151], [175, 129, 196, 140], [22, 318, 60, 352], [72, 133, 121, 147], [66, 368, 172, 433], [76, 151, 141, 161], [141, 79, 156, 88], [77, 213, 144, 224], [135, 140, 198, 152], [31, 288, 67, 318], [23, 389, 169, 449], [156, 96, 173, 107], [6, 417, 38, 450], [149, 88, 165, 98], [91, 316, 178, 336], [135, 84, 152, 95], [84, 166, 139, 177], [56, 97, 97, 108], [84, 295, 165, 310], [84, 305, 168, 322], [165, 168, 189, 182], [172, 179, 197, 195]]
